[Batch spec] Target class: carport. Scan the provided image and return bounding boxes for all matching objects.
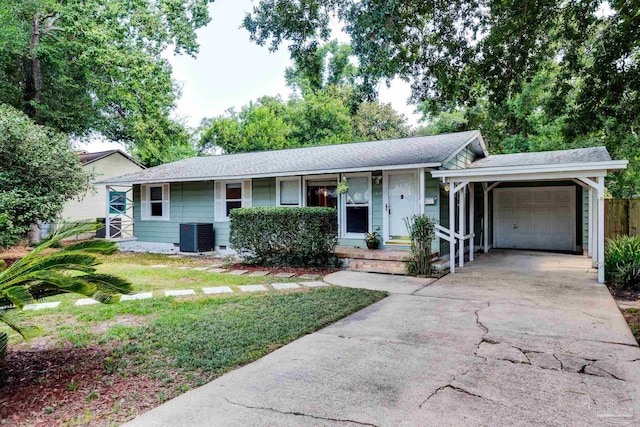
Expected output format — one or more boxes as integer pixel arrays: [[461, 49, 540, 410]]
[[430, 147, 628, 283]]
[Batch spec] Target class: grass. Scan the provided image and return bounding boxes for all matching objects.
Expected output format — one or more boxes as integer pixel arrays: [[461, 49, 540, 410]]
[[2, 287, 386, 426]]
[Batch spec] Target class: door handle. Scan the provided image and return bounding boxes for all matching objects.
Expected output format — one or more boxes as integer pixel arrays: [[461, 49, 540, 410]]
[[513, 224, 518, 229]]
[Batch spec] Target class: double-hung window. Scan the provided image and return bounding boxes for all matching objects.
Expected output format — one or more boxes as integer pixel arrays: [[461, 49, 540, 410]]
[[276, 177, 301, 207], [342, 174, 371, 237], [215, 180, 252, 220], [141, 184, 170, 220]]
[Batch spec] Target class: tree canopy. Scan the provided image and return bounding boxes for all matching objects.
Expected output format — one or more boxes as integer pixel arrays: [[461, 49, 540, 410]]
[[0, 104, 91, 247], [0, 0, 209, 166], [244, 1, 640, 197]]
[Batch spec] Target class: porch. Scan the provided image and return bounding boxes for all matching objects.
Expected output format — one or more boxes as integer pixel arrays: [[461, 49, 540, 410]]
[[335, 246, 439, 275]]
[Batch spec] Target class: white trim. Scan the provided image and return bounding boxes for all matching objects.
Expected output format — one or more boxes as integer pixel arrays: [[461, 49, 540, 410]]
[[382, 169, 420, 243], [103, 163, 443, 185], [140, 183, 170, 221], [302, 174, 339, 207], [597, 177, 605, 283], [215, 179, 251, 221], [340, 172, 372, 239], [276, 176, 302, 207], [431, 160, 628, 179]]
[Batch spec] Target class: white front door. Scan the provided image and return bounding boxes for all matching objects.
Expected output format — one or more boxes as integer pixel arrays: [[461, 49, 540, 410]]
[[384, 171, 419, 241]]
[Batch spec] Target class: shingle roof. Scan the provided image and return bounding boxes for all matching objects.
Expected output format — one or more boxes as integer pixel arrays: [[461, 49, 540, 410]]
[[78, 150, 145, 168], [467, 147, 612, 169], [100, 131, 483, 184]]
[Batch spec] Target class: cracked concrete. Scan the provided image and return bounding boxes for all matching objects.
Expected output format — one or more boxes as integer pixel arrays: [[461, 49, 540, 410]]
[[124, 250, 640, 426]]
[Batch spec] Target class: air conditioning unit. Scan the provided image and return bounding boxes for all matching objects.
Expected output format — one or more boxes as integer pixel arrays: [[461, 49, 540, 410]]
[[179, 223, 214, 253]]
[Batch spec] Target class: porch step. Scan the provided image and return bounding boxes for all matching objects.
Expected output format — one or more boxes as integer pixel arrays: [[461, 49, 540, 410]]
[[348, 259, 408, 275]]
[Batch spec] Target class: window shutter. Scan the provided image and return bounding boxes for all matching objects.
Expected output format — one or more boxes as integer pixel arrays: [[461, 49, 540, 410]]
[[141, 185, 150, 220], [214, 181, 224, 220], [242, 180, 252, 208], [162, 183, 171, 220]]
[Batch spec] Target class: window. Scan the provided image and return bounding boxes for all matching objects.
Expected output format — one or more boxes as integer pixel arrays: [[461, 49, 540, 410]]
[[215, 180, 252, 220], [225, 182, 242, 217], [342, 174, 371, 236], [141, 184, 170, 220], [305, 179, 338, 208], [276, 177, 301, 207], [109, 191, 127, 214]]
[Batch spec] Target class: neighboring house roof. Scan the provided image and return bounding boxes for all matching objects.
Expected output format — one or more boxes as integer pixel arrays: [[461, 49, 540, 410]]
[[100, 130, 486, 184], [466, 147, 612, 169], [78, 150, 146, 169]]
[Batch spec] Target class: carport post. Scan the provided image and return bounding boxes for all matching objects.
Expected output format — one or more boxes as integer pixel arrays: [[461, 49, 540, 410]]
[[587, 187, 593, 258], [483, 183, 489, 253], [592, 186, 598, 268], [469, 183, 474, 261], [105, 186, 112, 239], [449, 180, 456, 273], [459, 185, 465, 267], [597, 177, 605, 283]]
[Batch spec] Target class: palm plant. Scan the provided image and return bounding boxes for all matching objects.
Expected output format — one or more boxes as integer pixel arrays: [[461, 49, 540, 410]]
[[0, 221, 133, 359]]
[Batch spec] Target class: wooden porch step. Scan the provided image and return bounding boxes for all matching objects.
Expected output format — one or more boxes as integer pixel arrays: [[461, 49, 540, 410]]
[[347, 259, 408, 275]]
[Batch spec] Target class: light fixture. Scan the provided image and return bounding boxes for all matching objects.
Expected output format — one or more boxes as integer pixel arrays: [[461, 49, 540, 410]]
[[373, 175, 382, 185]]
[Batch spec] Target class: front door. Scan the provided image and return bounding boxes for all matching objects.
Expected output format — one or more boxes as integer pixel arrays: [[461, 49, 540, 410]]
[[385, 171, 419, 241]]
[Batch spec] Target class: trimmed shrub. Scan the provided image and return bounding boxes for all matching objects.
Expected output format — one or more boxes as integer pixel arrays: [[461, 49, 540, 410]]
[[229, 207, 339, 267], [404, 215, 436, 275], [605, 235, 640, 290]]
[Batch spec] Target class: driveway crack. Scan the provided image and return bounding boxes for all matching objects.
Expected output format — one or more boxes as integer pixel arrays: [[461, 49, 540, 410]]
[[222, 397, 379, 426]]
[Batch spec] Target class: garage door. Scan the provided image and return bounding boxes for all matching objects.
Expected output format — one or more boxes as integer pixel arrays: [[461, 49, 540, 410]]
[[494, 186, 575, 252]]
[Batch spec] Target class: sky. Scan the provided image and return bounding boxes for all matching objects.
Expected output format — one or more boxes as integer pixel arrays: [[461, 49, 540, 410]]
[[82, 0, 421, 152]]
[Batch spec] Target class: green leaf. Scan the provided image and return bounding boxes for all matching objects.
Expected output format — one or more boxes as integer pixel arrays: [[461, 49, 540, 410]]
[[3, 285, 33, 309]]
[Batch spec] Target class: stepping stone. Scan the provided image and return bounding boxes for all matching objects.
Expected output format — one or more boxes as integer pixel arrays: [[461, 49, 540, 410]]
[[208, 268, 228, 273], [75, 298, 99, 306], [238, 285, 267, 292], [299, 274, 321, 280], [165, 289, 196, 297], [208, 264, 224, 268], [177, 266, 191, 270], [272, 282, 300, 290], [248, 271, 270, 277], [274, 272, 295, 279], [150, 264, 168, 268], [302, 281, 328, 288], [23, 301, 61, 311], [168, 255, 184, 258], [121, 292, 153, 301], [191, 267, 210, 271], [229, 270, 249, 276], [203, 286, 233, 294]]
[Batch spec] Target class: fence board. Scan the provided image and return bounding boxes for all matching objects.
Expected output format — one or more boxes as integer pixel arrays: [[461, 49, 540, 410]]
[[605, 199, 629, 238], [630, 200, 640, 237]]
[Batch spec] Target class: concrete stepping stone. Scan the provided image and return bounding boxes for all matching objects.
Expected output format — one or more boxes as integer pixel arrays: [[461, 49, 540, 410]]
[[150, 264, 168, 268], [302, 281, 328, 288], [248, 271, 270, 277], [177, 266, 191, 270], [208, 268, 228, 273], [75, 298, 99, 306], [120, 292, 153, 301], [229, 270, 249, 276], [208, 264, 224, 268], [191, 267, 210, 271], [299, 274, 321, 280], [272, 282, 300, 290], [165, 289, 196, 297], [203, 286, 233, 294], [274, 272, 295, 278], [238, 285, 267, 292], [24, 301, 61, 310]]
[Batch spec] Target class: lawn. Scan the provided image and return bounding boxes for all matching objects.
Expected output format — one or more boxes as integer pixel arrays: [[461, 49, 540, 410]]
[[1, 288, 386, 426]]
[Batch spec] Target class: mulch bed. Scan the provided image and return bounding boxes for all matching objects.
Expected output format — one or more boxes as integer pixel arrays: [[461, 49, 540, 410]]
[[607, 286, 640, 301], [621, 309, 640, 345], [226, 263, 339, 277], [0, 344, 182, 426]]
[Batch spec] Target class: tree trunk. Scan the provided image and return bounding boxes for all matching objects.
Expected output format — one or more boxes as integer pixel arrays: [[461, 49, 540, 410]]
[[24, 14, 43, 120]]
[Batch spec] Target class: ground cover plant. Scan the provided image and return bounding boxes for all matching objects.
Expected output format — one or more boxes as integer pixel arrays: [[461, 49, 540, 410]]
[[0, 287, 385, 426], [605, 235, 640, 293]]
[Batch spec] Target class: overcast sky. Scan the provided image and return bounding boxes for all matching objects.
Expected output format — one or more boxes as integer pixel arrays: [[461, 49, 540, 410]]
[[81, 0, 421, 152]]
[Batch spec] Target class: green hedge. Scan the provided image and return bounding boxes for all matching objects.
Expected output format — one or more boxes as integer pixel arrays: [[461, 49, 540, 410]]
[[229, 207, 339, 267]]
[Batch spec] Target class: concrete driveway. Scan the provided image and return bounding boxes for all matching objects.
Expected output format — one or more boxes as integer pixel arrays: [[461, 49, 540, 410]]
[[125, 250, 640, 426]]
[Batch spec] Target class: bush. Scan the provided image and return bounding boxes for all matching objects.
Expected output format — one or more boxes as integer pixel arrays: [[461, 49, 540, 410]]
[[229, 207, 338, 267], [404, 215, 436, 275], [605, 235, 640, 290]]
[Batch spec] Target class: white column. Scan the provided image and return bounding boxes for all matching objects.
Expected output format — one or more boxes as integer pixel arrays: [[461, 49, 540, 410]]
[[419, 169, 425, 215], [587, 187, 593, 258], [449, 181, 456, 273], [469, 183, 475, 262], [597, 177, 605, 283], [592, 186, 598, 268], [459, 185, 466, 267], [105, 186, 112, 239], [483, 184, 489, 253]]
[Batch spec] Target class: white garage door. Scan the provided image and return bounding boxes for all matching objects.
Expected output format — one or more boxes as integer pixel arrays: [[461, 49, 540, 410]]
[[494, 186, 576, 252]]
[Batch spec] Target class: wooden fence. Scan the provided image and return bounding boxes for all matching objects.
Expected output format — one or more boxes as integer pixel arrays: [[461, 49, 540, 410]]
[[605, 199, 640, 239]]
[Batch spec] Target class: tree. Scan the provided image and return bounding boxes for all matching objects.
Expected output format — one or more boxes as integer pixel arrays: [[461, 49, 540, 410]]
[[0, 104, 91, 247], [0, 0, 211, 166], [352, 102, 409, 141], [0, 221, 133, 360]]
